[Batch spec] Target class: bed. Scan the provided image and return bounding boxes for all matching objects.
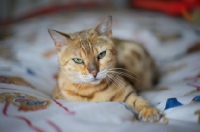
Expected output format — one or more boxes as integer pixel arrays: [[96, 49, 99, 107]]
[[0, 10, 200, 132]]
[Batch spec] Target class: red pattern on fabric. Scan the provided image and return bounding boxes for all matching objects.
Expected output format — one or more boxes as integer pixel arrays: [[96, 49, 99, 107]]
[[53, 74, 58, 80], [3, 102, 44, 132], [187, 83, 200, 91], [53, 100, 75, 115], [47, 120, 62, 132], [185, 73, 200, 91], [184, 73, 200, 82]]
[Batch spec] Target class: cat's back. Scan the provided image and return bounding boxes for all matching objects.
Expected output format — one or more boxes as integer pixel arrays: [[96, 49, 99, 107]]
[[112, 38, 159, 90]]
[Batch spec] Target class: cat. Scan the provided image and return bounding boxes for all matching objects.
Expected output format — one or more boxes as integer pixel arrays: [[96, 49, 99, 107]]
[[48, 15, 161, 122]]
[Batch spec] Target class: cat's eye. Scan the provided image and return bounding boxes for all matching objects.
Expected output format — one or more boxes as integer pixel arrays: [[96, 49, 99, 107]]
[[98, 51, 106, 60], [73, 58, 84, 64]]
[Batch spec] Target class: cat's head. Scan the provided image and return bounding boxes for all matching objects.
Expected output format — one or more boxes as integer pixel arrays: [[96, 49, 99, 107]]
[[48, 16, 116, 84]]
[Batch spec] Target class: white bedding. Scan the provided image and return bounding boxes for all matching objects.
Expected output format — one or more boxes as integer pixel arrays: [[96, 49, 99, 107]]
[[0, 10, 200, 132]]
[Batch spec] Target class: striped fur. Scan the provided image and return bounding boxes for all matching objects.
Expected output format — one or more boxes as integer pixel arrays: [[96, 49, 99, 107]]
[[49, 16, 161, 122]]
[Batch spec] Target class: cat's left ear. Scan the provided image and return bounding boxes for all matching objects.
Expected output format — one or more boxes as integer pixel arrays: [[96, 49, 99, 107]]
[[95, 15, 112, 38], [48, 29, 71, 51]]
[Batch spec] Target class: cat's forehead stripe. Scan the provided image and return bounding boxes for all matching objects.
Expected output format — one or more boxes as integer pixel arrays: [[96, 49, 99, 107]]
[[79, 38, 96, 56], [88, 39, 92, 49], [81, 43, 87, 56]]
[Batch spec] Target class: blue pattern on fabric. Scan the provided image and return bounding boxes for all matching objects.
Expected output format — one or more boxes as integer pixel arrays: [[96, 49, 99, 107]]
[[164, 98, 183, 110], [193, 96, 200, 101], [26, 68, 36, 76]]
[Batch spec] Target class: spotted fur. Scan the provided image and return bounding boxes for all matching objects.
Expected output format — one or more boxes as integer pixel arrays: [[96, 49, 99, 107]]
[[49, 16, 161, 122]]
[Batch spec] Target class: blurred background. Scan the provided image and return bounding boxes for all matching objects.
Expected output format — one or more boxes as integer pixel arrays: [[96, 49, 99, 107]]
[[0, 0, 200, 28], [0, 0, 199, 60]]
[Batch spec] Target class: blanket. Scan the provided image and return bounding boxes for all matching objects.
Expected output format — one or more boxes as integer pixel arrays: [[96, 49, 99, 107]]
[[0, 10, 200, 132]]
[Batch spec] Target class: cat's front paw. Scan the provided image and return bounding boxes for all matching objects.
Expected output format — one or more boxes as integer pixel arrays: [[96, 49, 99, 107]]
[[138, 106, 161, 122]]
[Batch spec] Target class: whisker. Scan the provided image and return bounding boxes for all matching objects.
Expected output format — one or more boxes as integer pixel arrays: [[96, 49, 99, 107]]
[[106, 75, 118, 89], [109, 74, 126, 93], [107, 71, 141, 83], [108, 68, 140, 78], [107, 74, 125, 93]]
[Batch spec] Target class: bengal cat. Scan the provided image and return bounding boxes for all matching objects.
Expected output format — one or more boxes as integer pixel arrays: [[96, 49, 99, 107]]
[[48, 16, 161, 122]]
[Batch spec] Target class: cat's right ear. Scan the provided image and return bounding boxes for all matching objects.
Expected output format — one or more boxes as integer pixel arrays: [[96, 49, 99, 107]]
[[48, 29, 70, 51], [95, 15, 112, 38]]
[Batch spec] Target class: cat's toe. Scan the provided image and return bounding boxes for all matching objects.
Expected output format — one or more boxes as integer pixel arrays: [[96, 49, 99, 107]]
[[138, 106, 161, 122]]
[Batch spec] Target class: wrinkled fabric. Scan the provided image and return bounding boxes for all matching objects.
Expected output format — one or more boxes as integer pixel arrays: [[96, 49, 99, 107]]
[[0, 10, 200, 132]]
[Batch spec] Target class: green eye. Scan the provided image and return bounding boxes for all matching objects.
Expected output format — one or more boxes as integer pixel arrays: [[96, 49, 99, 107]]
[[98, 51, 106, 60], [73, 58, 84, 64]]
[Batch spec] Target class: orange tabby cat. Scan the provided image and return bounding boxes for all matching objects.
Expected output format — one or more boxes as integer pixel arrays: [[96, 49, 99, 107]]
[[48, 16, 161, 122]]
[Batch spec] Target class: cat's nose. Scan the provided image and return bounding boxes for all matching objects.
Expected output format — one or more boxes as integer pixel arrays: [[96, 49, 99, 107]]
[[91, 70, 98, 77]]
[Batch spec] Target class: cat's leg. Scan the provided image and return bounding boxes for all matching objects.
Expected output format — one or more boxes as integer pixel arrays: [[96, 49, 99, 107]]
[[124, 92, 160, 122]]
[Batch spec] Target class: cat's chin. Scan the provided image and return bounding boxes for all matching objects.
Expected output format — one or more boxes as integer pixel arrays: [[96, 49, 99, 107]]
[[89, 79, 101, 85]]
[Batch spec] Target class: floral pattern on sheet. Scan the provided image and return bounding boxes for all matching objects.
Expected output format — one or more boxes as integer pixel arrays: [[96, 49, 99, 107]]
[[0, 93, 51, 111], [0, 10, 200, 132], [0, 76, 36, 89]]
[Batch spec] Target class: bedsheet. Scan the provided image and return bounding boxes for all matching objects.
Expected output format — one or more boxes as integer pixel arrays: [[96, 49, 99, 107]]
[[0, 10, 200, 132]]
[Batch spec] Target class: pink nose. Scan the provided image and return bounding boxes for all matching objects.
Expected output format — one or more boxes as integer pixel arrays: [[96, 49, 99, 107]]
[[91, 70, 98, 77]]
